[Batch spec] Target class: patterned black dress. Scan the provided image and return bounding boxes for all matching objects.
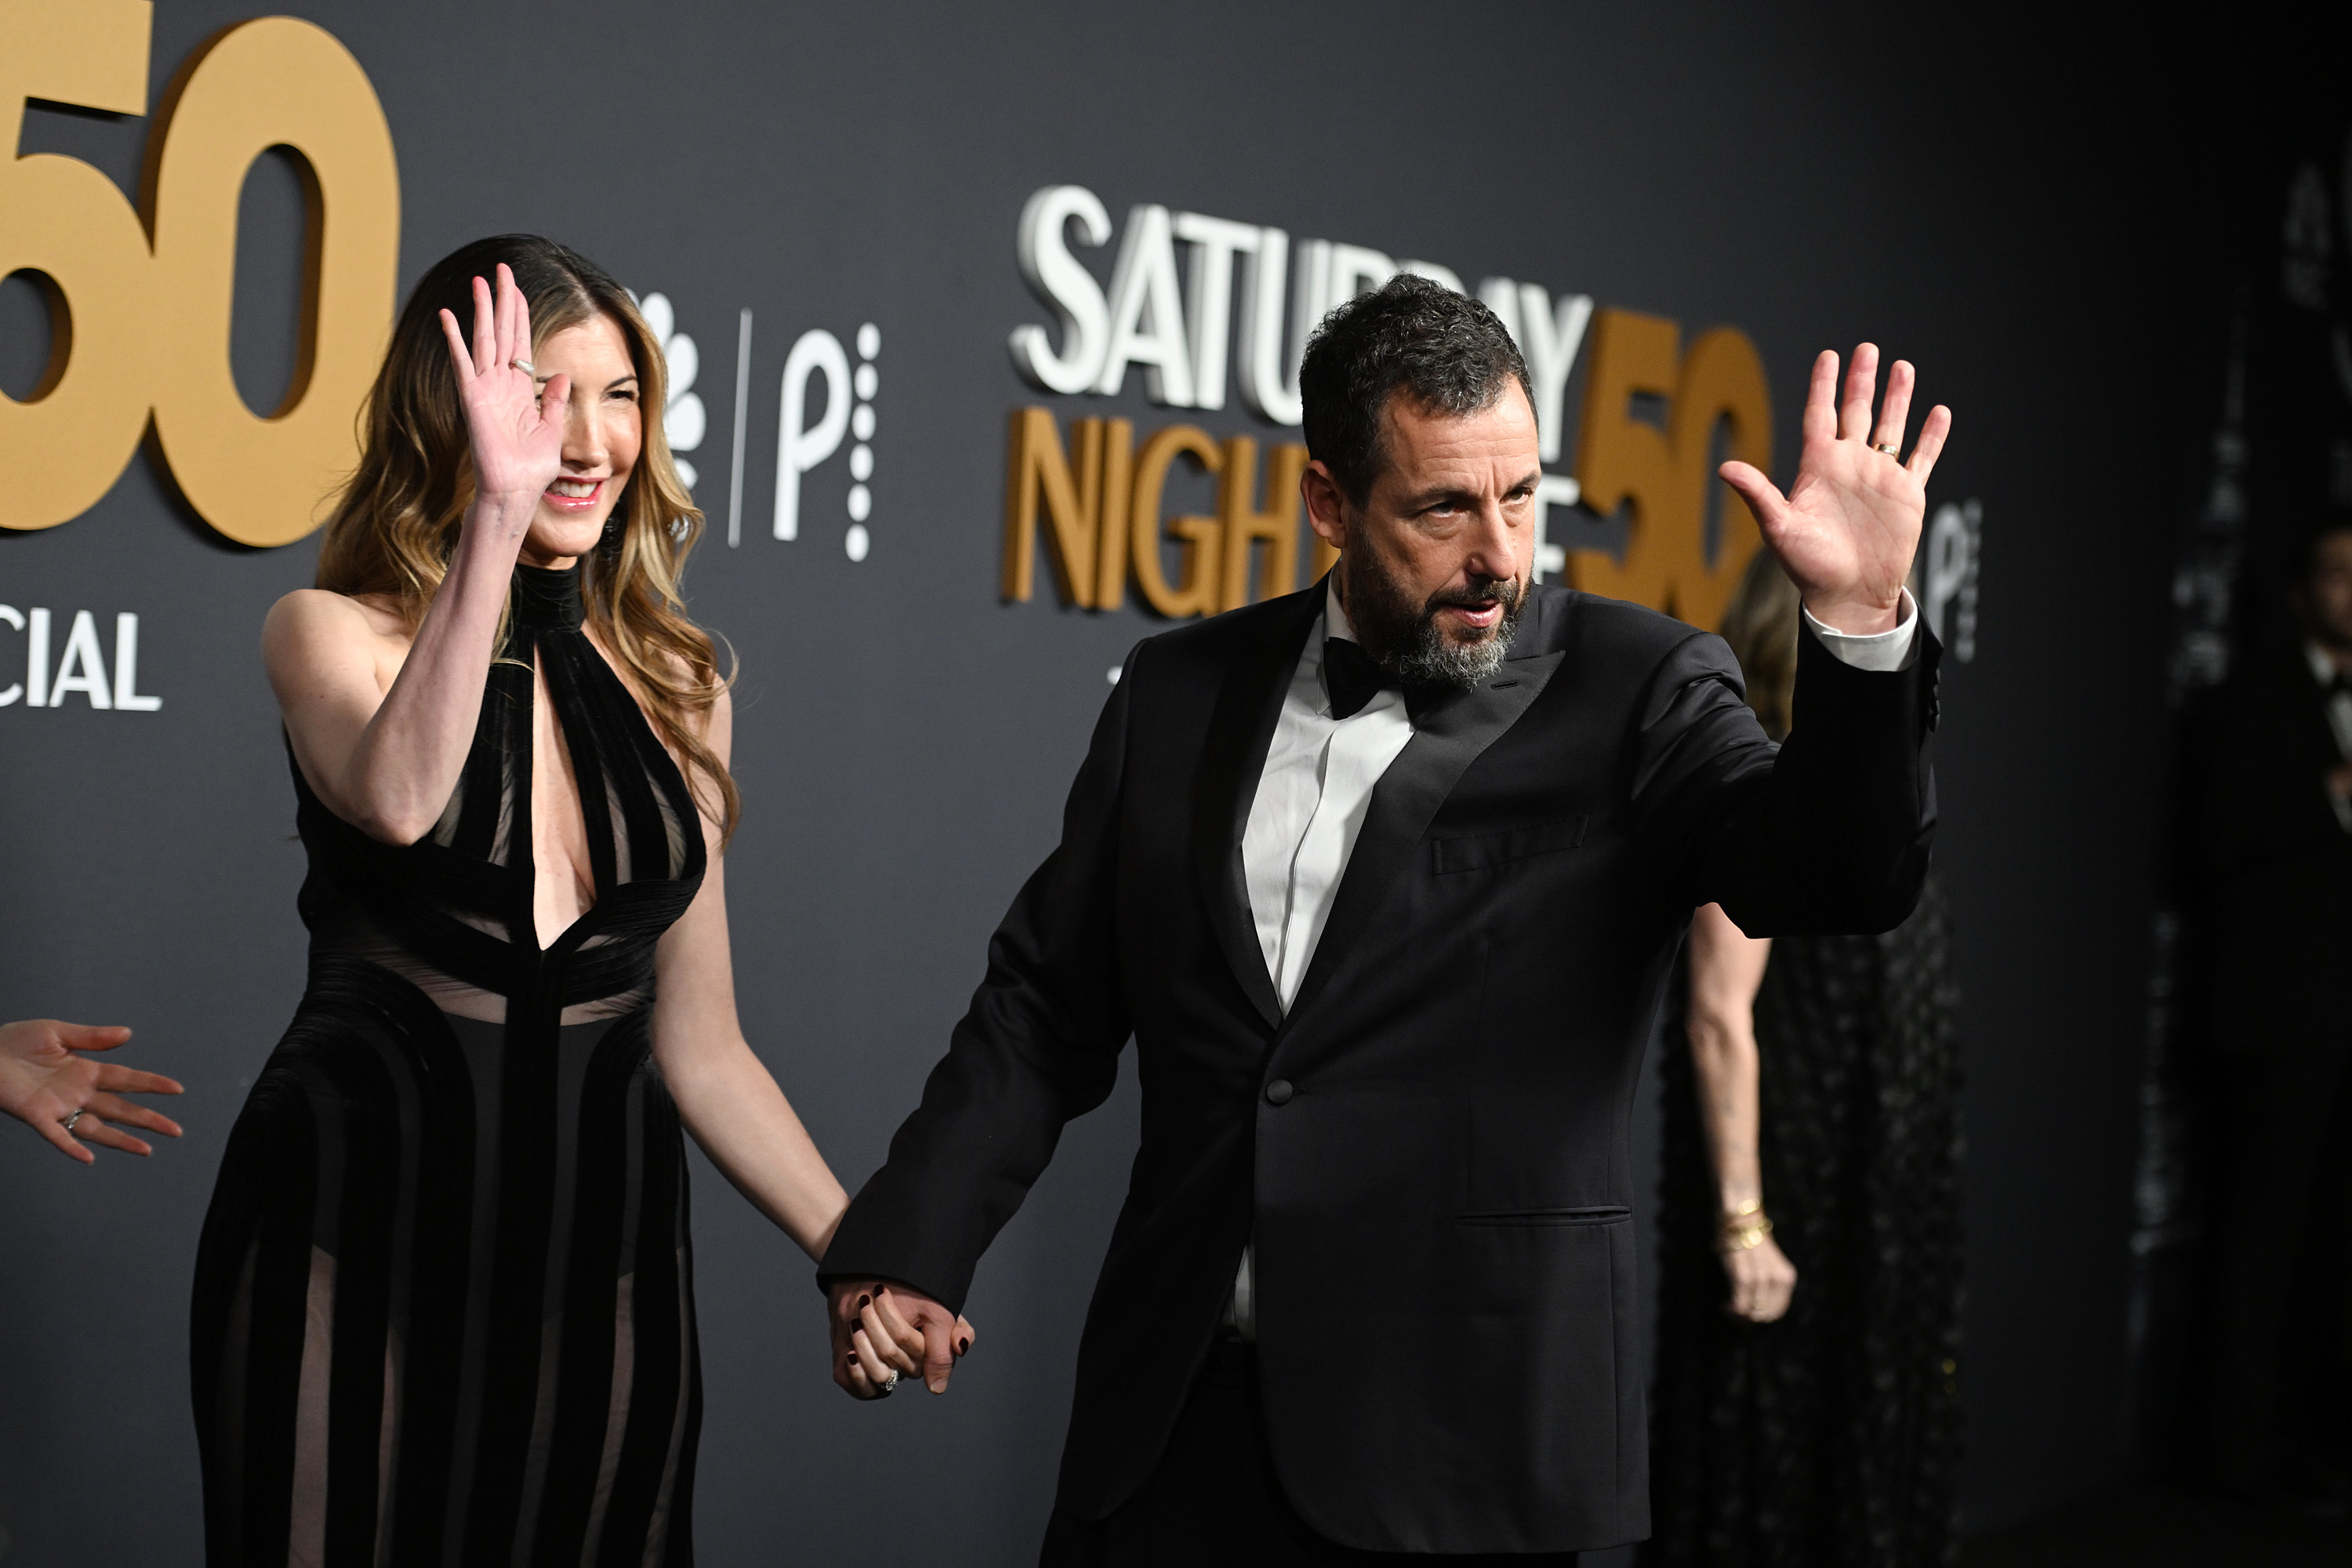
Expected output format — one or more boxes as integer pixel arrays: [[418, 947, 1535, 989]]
[[192, 563, 710, 1566], [1645, 873, 1965, 1568]]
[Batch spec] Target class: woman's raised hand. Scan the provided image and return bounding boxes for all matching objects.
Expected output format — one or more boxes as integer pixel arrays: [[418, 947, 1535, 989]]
[[437, 262, 572, 524], [0, 1019, 183, 1163]]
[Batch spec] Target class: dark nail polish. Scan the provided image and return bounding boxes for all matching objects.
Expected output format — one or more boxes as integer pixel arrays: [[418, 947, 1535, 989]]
[[856, 1293, 871, 1310]]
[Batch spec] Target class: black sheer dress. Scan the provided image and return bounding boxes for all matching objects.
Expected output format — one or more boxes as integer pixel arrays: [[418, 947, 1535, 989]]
[[192, 563, 710, 1566], [1645, 873, 1965, 1568]]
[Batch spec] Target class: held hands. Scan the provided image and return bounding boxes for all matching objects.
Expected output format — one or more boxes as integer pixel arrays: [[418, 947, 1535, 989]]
[[1720, 343, 1952, 636], [0, 1020, 183, 1163], [826, 1278, 975, 1400], [436, 262, 571, 531]]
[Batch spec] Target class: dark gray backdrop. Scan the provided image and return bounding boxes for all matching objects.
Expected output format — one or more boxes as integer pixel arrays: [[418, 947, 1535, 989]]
[[0, 3, 2178, 1560]]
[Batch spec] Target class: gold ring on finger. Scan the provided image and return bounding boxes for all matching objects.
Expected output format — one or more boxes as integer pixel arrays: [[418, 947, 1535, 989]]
[[1872, 442, 1900, 458]]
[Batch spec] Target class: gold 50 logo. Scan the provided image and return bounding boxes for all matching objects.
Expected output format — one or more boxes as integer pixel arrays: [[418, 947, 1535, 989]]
[[0, 0, 397, 546]]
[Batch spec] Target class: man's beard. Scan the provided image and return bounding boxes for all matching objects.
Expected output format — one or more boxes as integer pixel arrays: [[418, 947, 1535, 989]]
[[1341, 546, 1526, 693]]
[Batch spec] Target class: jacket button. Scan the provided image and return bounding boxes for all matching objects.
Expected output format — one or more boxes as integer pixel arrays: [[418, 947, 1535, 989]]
[[1264, 1079, 1294, 1106]]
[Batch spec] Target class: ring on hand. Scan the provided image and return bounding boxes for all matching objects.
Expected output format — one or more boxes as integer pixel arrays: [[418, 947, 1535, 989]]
[[511, 358, 536, 376], [874, 1367, 898, 1398], [1871, 442, 1900, 458], [60, 1109, 85, 1134]]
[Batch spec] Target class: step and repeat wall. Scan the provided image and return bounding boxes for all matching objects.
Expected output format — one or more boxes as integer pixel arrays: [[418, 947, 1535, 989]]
[[0, 2, 2172, 1559]]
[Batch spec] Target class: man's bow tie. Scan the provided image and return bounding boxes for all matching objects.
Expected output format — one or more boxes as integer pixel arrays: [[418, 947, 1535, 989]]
[[1323, 637, 1398, 720]]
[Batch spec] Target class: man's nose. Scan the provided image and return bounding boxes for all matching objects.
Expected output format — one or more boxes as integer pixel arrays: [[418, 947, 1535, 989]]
[[1462, 499, 1519, 584]]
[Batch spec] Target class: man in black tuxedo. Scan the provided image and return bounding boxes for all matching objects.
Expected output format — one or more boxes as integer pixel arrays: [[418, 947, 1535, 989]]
[[821, 275, 1951, 1562], [2192, 521, 2352, 1502]]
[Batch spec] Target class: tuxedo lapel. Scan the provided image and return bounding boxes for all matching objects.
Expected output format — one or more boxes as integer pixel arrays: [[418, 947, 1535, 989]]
[[1192, 586, 1325, 1030], [1280, 649, 1566, 1027]]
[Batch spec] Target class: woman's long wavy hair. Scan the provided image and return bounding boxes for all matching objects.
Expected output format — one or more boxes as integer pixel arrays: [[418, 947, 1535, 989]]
[[317, 234, 738, 840], [1719, 549, 1802, 743]]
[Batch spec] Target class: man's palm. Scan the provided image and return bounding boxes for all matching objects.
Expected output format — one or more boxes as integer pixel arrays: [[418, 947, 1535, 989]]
[[1720, 343, 1951, 633]]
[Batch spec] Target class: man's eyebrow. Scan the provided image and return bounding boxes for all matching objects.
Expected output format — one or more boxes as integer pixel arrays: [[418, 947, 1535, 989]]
[[1400, 472, 1544, 510], [1403, 485, 1481, 510]]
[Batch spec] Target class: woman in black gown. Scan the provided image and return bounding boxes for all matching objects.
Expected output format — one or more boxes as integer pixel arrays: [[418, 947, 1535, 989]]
[[1644, 553, 1964, 1567], [191, 237, 947, 1565]]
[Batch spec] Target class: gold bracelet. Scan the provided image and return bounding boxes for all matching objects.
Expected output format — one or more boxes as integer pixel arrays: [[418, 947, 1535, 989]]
[[1717, 1212, 1773, 1254]]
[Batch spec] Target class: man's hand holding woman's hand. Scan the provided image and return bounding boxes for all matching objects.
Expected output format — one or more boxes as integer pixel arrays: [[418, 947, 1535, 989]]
[[826, 1278, 975, 1400]]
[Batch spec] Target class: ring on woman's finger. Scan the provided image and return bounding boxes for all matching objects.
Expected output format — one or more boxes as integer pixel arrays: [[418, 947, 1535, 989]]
[[511, 358, 535, 376], [1871, 442, 1900, 458], [60, 1108, 85, 1134], [874, 1368, 898, 1398]]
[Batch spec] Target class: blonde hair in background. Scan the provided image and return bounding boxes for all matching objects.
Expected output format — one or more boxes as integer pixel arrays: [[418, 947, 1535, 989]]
[[314, 234, 738, 841], [1719, 549, 1802, 742]]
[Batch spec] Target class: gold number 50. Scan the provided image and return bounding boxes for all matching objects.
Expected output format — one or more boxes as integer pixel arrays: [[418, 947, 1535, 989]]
[[0, 0, 398, 546]]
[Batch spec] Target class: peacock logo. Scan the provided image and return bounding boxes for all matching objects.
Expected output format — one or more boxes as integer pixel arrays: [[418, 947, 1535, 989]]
[[637, 292, 708, 491]]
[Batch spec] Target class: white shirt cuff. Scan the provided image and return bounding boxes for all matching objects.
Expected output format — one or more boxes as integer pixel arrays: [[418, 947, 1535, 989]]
[[1801, 588, 1919, 673]]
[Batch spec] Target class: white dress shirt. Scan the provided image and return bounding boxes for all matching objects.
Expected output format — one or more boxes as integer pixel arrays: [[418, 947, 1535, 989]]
[[2305, 642, 2352, 833], [1220, 579, 1920, 1337]]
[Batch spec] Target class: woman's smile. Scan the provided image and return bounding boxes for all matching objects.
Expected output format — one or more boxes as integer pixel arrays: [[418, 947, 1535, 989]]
[[542, 476, 605, 511]]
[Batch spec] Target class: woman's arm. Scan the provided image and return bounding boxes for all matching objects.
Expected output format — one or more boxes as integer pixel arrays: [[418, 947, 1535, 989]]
[[647, 688, 848, 1258], [1686, 901, 1798, 1323], [648, 691, 971, 1398], [651, 860, 851, 1258], [267, 265, 571, 844]]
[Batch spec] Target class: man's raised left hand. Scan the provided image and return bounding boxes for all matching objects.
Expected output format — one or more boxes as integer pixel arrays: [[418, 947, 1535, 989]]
[[1720, 343, 1951, 636]]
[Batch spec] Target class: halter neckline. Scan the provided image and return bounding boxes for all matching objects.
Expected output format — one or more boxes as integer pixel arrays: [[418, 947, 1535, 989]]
[[512, 561, 586, 632]]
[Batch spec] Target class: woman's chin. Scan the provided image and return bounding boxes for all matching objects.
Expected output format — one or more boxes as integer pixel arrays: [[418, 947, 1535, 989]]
[[520, 513, 608, 566]]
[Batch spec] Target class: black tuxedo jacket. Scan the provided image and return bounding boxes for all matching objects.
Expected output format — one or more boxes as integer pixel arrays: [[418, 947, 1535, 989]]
[[2190, 650, 2352, 1056], [824, 579, 1939, 1554]]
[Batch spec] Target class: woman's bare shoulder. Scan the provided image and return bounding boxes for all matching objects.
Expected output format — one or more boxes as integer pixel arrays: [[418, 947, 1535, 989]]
[[266, 587, 409, 643], [263, 590, 413, 691], [663, 645, 732, 748]]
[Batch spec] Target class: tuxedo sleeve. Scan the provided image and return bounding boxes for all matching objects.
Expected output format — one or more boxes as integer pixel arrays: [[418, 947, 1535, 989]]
[[1625, 617, 1940, 936], [816, 644, 1141, 1312]]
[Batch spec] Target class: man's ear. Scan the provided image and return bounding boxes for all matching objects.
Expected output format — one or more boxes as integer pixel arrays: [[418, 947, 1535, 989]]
[[1303, 459, 1349, 556]]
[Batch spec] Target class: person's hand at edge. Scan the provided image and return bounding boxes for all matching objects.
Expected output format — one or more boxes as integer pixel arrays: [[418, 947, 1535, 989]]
[[826, 1277, 975, 1399], [1722, 1232, 1798, 1323], [0, 1020, 183, 1164]]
